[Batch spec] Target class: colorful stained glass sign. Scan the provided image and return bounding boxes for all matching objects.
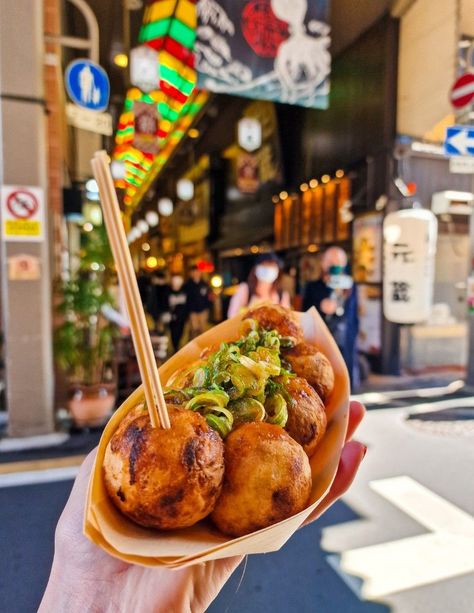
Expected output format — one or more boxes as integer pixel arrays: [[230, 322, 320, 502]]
[[196, 0, 330, 109]]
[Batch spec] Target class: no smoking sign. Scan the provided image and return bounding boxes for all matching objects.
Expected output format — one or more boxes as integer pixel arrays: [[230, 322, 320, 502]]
[[1, 186, 45, 241]]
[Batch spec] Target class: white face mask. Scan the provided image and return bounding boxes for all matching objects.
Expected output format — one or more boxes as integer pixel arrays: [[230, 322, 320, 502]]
[[255, 265, 279, 284]]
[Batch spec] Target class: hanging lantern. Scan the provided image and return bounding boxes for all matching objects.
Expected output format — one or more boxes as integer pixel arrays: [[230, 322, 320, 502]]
[[130, 45, 160, 92], [383, 209, 438, 324], [158, 197, 174, 216], [238, 117, 262, 152], [145, 210, 159, 227], [177, 178, 194, 201]]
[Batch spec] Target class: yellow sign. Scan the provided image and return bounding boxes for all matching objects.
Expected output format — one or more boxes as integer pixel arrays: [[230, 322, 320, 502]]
[[1, 185, 45, 242], [5, 220, 41, 237]]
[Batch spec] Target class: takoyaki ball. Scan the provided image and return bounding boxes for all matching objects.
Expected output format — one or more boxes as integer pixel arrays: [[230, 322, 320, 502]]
[[104, 404, 225, 530], [245, 304, 303, 343], [283, 377, 327, 457], [284, 342, 335, 402], [211, 422, 312, 537]]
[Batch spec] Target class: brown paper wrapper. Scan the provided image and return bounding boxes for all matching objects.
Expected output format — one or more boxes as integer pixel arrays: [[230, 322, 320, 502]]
[[84, 308, 350, 568]]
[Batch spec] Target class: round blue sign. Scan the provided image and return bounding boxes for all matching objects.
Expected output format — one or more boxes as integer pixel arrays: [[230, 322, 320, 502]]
[[65, 59, 110, 112]]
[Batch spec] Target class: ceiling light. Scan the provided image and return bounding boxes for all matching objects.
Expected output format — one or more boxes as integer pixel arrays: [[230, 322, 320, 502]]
[[300, 183, 309, 192], [309, 179, 318, 188], [279, 191, 288, 200], [188, 128, 199, 139], [321, 174, 330, 184], [142, 242, 151, 252]]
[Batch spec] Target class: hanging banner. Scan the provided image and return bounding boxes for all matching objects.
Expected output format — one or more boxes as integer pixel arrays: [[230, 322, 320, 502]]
[[383, 209, 438, 324], [196, 0, 330, 109]]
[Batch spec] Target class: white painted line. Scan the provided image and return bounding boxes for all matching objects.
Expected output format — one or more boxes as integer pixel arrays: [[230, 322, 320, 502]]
[[353, 379, 465, 404], [0, 432, 69, 452], [329, 476, 474, 600], [0, 466, 79, 488], [370, 476, 474, 537], [340, 532, 474, 600]]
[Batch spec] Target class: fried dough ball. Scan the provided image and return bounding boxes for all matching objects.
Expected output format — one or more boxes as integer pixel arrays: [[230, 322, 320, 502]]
[[284, 342, 335, 402], [211, 422, 312, 537], [104, 404, 225, 530], [283, 377, 327, 457], [245, 304, 303, 342]]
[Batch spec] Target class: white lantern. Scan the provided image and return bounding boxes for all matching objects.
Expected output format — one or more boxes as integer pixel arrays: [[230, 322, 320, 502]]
[[158, 197, 173, 216], [137, 219, 149, 233], [145, 210, 159, 227], [383, 209, 438, 324], [130, 45, 160, 93], [111, 160, 126, 180], [176, 178, 194, 201], [238, 117, 262, 152]]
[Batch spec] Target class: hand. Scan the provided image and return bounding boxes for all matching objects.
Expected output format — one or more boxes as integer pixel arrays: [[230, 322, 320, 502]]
[[320, 298, 338, 315], [39, 402, 365, 613]]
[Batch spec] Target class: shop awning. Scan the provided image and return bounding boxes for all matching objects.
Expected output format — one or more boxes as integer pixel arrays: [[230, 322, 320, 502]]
[[211, 224, 274, 251]]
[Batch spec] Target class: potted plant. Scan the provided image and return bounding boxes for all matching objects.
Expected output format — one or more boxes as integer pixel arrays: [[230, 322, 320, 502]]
[[54, 225, 118, 427]]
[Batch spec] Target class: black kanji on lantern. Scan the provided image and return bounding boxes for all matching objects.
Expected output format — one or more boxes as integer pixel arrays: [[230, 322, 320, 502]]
[[391, 243, 414, 263], [392, 281, 410, 302]]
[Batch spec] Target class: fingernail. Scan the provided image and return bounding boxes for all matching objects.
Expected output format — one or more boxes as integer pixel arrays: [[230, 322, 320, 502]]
[[362, 445, 368, 459]]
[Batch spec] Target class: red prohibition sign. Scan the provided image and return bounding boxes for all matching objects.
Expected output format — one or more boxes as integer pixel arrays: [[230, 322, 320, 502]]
[[6, 190, 39, 219]]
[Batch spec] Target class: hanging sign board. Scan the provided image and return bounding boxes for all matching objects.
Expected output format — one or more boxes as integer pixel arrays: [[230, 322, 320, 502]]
[[1, 186, 45, 242], [133, 101, 159, 154], [383, 209, 438, 324], [66, 103, 113, 135], [130, 45, 160, 93], [196, 0, 331, 109]]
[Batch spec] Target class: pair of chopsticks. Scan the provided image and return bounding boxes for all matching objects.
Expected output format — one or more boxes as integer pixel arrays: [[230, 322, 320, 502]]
[[91, 151, 170, 430]]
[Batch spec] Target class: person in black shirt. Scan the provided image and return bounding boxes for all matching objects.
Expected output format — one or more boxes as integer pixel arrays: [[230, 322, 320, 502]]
[[168, 274, 187, 352], [147, 271, 171, 334], [184, 266, 211, 338], [303, 247, 359, 389]]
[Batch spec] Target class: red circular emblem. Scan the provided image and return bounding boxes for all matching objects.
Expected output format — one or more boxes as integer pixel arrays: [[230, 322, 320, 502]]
[[241, 0, 289, 58], [6, 190, 39, 219]]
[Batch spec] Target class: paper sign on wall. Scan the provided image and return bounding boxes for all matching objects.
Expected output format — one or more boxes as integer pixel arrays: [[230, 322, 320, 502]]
[[1, 186, 45, 242]]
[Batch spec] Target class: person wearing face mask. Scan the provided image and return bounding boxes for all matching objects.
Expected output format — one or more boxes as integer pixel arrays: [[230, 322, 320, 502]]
[[227, 253, 291, 318], [168, 274, 187, 352], [303, 246, 359, 389]]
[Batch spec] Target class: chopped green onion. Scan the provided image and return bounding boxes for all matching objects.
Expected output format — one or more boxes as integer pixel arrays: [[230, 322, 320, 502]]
[[205, 413, 232, 438], [265, 394, 288, 427], [185, 390, 229, 411], [229, 397, 266, 425]]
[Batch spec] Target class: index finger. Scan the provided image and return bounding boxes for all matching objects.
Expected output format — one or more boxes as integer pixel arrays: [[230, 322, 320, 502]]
[[345, 400, 365, 442]]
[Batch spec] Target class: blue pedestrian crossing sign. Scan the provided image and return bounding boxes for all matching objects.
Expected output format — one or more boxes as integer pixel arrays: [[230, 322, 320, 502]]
[[444, 125, 474, 157], [65, 59, 110, 112]]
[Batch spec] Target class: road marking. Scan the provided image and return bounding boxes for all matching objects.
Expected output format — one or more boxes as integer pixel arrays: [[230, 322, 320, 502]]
[[0, 466, 79, 488], [327, 476, 474, 599], [0, 454, 86, 475], [353, 379, 465, 405]]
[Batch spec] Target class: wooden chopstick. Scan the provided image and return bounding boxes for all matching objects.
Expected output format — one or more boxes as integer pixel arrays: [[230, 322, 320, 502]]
[[91, 151, 170, 429]]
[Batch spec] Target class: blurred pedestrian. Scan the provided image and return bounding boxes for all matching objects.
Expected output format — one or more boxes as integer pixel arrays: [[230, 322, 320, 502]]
[[148, 271, 171, 333], [303, 246, 359, 388], [168, 274, 187, 352], [184, 266, 211, 337], [227, 252, 290, 317]]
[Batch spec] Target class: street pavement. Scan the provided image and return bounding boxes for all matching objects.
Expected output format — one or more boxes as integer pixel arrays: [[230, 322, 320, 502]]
[[0, 390, 473, 613]]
